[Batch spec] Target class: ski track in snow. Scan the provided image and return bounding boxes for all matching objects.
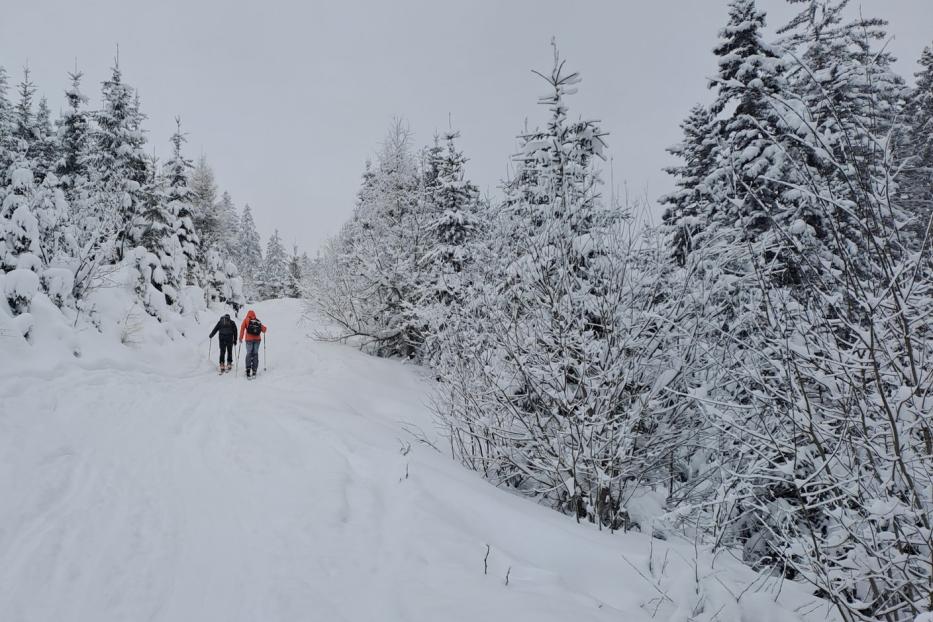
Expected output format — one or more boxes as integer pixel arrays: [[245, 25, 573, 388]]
[[0, 300, 832, 622]]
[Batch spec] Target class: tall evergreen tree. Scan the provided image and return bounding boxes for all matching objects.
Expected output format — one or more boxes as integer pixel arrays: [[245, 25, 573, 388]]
[[215, 190, 240, 259], [236, 204, 263, 296], [286, 243, 303, 298], [660, 104, 717, 266], [164, 118, 199, 285], [29, 97, 57, 182], [903, 42, 933, 245], [12, 67, 36, 151], [778, 0, 907, 270], [417, 131, 487, 363], [0, 67, 13, 169], [258, 229, 288, 299], [421, 131, 483, 302], [188, 154, 219, 251], [0, 156, 40, 273], [57, 70, 92, 194], [92, 61, 149, 260]]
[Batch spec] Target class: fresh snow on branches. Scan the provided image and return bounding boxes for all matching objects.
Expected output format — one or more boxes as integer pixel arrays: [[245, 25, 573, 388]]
[[309, 10, 933, 620]]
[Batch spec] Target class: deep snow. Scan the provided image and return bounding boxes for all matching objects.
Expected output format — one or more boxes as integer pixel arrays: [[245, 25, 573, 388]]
[[0, 299, 837, 621]]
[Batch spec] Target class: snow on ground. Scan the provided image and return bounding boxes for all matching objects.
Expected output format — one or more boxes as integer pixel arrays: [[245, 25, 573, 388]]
[[0, 299, 837, 621]]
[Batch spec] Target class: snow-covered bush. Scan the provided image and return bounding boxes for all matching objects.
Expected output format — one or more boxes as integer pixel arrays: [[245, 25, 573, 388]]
[[4, 268, 40, 315], [40, 267, 75, 307]]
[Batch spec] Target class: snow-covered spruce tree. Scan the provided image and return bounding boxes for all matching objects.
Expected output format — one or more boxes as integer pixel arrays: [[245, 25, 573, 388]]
[[203, 246, 245, 310], [30, 97, 58, 183], [236, 203, 262, 298], [778, 0, 908, 271], [56, 69, 112, 303], [902, 42, 933, 246], [0, 154, 42, 314], [309, 121, 427, 358], [705, 0, 831, 288], [0, 67, 13, 172], [188, 155, 223, 259], [164, 118, 199, 287], [357, 120, 427, 358], [660, 104, 718, 266], [258, 229, 288, 299], [32, 172, 72, 268], [416, 130, 488, 365], [286, 244, 304, 298], [57, 70, 92, 201], [11, 67, 36, 153], [137, 149, 188, 312], [91, 61, 149, 261], [215, 190, 240, 260]]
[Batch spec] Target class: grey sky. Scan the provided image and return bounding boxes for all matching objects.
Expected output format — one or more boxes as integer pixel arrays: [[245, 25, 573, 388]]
[[2, 1, 930, 254]]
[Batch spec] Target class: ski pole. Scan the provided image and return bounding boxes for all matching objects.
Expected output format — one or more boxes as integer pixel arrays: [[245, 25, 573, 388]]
[[235, 343, 240, 375], [263, 336, 267, 372], [208, 339, 212, 364]]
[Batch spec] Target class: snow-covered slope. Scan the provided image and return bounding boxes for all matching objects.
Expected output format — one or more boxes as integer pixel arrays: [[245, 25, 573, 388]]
[[0, 299, 834, 622]]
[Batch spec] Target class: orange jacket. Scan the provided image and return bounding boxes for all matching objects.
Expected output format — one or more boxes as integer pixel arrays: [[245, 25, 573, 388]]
[[239, 310, 267, 342]]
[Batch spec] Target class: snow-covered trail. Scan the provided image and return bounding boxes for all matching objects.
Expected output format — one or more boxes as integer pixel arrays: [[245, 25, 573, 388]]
[[0, 300, 828, 622]]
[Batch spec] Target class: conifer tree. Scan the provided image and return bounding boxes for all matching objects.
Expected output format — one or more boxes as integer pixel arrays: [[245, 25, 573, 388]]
[[92, 61, 149, 260], [164, 118, 199, 286], [188, 155, 219, 251], [0, 156, 40, 272], [903, 42, 933, 245], [258, 229, 288, 299], [418, 131, 486, 363], [12, 67, 36, 151], [0, 66, 12, 170], [30, 97, 57, 182], [778, 0, 907, 272], [215, 190, 240, 259], [660, 104, 717, 266], [236, 204, 263, 296], [286, 243, 303, 298], [57, 70, 92, 196]]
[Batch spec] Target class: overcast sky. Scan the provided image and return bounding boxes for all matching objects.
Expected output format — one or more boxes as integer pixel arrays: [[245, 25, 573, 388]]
[[2, 1, 930, 253]]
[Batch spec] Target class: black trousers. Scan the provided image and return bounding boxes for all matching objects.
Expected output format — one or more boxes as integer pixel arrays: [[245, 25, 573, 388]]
[[219, 339, 234, 365]]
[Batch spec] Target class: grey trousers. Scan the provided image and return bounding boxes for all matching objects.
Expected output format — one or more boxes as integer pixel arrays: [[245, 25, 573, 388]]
[[245, 340, 261, 372]]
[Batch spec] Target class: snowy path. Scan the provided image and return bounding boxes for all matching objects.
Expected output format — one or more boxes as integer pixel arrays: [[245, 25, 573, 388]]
[[0, 300, 828, 622]]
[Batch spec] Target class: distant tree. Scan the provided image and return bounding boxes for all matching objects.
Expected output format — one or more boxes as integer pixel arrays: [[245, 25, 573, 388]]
[[12, 67, 36, 150], [0, 67, 13, 170], [286, 243, 303, 298], [188, 155, 219, 251], [215, 190, 240, 259], [258, 229, 288, 299], [29, 97, 57, 182], [236, 203, 263, 297]]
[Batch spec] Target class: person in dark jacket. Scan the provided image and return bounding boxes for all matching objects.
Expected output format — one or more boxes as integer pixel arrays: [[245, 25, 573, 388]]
[[209, 314, 238, 372]]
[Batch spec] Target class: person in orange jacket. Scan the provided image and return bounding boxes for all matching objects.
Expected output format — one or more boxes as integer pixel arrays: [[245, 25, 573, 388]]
[[239, 309, 267, 378]]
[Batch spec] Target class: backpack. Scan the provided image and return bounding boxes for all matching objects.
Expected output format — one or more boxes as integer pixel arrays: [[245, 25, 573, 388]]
[[246, 318, 262, 336]]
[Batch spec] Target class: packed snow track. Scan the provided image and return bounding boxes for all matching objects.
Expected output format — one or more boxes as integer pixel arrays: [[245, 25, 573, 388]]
[[0, 300, 831, 622]]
